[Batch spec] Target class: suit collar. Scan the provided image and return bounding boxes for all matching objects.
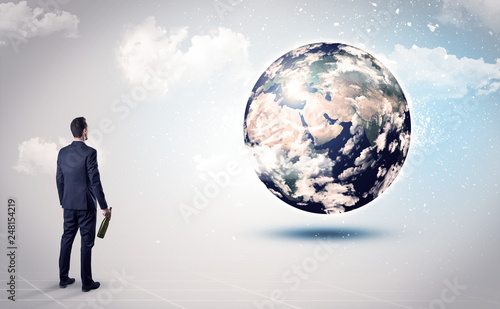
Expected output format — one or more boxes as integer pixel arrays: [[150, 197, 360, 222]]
[[71, 140, 86, 146]]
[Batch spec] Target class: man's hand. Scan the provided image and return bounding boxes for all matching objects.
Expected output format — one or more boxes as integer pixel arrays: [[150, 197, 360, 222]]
[[103, 207, 112, 220]]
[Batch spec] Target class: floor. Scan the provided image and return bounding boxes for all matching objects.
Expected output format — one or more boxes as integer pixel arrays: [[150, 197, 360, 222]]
[[1, 259, 498, 309]]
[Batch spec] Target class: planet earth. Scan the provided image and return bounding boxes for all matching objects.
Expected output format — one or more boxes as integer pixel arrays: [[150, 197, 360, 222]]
[[244, 43, 411, 214]]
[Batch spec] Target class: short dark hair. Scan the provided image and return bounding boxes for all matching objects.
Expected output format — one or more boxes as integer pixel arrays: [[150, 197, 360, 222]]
[[70, 117, 87, 138]]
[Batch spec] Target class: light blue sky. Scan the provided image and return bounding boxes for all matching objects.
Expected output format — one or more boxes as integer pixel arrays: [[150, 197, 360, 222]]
[[0, 0, 499, 307]]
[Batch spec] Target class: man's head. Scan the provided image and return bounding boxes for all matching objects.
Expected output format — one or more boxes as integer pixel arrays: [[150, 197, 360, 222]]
[[70, 117, 88, 140]]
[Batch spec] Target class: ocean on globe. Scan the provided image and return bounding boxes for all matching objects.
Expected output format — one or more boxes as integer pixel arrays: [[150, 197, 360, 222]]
[[244, 43, 411, 214]]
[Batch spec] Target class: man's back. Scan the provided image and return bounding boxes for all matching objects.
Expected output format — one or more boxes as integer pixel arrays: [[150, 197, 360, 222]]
[[56, 141, 108, 210]]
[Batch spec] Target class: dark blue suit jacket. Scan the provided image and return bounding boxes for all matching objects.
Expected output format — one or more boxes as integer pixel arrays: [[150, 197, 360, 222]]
[[56, 141, 108, 210]]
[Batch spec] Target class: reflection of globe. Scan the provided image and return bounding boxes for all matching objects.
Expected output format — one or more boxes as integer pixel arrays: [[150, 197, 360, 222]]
[[244, 43, 411, 214]]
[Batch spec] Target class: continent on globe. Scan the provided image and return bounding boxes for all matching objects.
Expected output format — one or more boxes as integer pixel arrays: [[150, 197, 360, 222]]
[[244, 43, 411, 214]]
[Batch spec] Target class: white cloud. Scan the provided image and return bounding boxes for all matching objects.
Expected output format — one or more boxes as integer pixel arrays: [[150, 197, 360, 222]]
[[0, 1, 79, 47], [338, 146, 376, 181], [268, 188, 283, 198], [383, 44, 500, 99], [388, 140, 398, 153], [340, 136, 356, 155], [13, 137, 58, 175], [427, 23, 439, 32], [370, 163, 404, 197], [14, 137, 106, 175], [248, 141, 365, 213], [479, 81, 500, 95], [313, 183, 359, 214], [117, 17, 252, 95], [437, 0, 500, 33]]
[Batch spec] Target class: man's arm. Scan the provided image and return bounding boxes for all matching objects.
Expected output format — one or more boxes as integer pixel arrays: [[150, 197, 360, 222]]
[[56, 152, 64, 207], [87, 149, 109, 210]]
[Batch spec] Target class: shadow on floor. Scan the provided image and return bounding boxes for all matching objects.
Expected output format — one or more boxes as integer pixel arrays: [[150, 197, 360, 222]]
[[259, 226, 390, 241]]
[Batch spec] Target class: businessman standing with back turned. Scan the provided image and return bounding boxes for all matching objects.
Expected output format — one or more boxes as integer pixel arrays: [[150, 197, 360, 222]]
[[56, 117, 111, 292]]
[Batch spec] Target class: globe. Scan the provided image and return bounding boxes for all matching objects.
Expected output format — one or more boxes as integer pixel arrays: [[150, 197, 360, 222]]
[[244, 43, 411, 214]]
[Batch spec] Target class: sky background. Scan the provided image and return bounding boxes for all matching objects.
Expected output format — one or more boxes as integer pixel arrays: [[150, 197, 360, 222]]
[[0, 0, 499, 308]]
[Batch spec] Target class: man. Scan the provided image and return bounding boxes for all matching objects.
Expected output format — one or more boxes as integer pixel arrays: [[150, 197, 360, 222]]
[[56, 117, 111, 292]]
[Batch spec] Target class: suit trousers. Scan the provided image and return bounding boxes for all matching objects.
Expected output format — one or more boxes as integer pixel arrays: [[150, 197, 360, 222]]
[[59, 208, 96, 286]]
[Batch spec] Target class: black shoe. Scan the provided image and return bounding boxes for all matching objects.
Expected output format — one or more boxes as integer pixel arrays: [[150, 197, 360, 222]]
[[82, 281, 100, 292], [59, 278, 75, 288]]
